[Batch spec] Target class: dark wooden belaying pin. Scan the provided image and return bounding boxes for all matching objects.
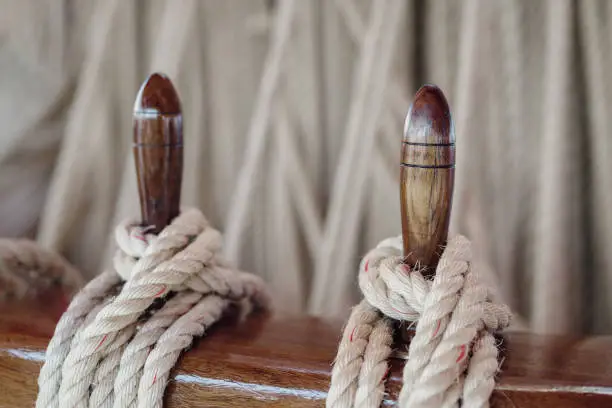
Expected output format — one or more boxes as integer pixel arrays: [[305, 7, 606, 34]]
[[400, 84, 455, 277], [133, 73, 184, 234]]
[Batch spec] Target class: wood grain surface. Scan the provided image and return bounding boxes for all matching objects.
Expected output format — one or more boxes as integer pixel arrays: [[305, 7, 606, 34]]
[[133, 72, 183, 234], [400, 84, 455, 275], [1, 290, 611, 407]]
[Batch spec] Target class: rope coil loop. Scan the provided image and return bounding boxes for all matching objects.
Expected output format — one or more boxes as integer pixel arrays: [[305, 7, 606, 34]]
[[36, 208, 270, 408], [328, 235, 511, 408], [0, 238, 84, 300]]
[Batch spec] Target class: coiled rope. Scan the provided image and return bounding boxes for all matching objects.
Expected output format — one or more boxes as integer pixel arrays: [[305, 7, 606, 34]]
[[0, 238, 84, 301], [32, 207, 269, 408], [327, 235, 511, 408]]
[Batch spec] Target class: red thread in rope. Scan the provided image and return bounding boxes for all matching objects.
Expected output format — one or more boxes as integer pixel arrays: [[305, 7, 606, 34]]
[[379, 367, 391, 384], [350, 327, 356, 342], [456, 344, 467, 363], [153, 286, 166, 297], [152, 370, 157, 385], [432, 320, 441, 338], [94, 334, 108, 352], [391, 305, 410, 316], [364, 260, 369, 272]]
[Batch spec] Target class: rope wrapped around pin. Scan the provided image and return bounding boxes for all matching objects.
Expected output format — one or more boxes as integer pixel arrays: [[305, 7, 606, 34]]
[[327, 85, 511, 408], [37, 208, 269, 408], [36, 73, 270, 408], [327, 235, 511, 408]]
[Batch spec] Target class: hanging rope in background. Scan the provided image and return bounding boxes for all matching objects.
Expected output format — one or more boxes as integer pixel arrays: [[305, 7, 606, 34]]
[[1, 0, 612, 330]]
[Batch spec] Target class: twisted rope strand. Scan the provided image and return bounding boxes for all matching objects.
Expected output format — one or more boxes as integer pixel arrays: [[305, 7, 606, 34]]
[[112, 291, 203, 408], [90, 324, 137, 408], [326, 301, 382, 408], [401, 238, 473, 407], [462, 333, 500, 408], [36, 270, 120, 408], [185, 265, 271, 308], [136, 295, 229, 408], [354, 317, 393, 408]]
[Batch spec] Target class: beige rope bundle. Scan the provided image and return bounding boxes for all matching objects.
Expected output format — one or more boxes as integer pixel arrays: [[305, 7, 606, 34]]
[[35, 207, 270, 408], [327, 235, 511, 408]]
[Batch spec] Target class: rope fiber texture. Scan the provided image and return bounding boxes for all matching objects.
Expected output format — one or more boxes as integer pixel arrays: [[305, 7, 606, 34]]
[[327, 235, 511, 408], [0, 238, 84, 301], [35, 207, 270, 408]]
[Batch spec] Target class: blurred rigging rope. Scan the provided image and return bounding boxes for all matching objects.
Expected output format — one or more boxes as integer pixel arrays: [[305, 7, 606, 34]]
[[224, 0, 298, 262], [309, 0, 407, 314]]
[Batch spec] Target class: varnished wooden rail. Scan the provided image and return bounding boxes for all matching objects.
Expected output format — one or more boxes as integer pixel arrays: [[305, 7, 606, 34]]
[[1, 289, 611, 407]]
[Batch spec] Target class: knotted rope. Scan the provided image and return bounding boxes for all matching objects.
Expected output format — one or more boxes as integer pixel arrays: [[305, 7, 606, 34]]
[[327, 235, 511, 408], [35, 207, 270, 408]]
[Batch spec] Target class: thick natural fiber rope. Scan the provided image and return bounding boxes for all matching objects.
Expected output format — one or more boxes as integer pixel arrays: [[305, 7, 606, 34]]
[[0, 238, 84, 301], [35, 208, 270, 408], [327, 235, 511, 408]]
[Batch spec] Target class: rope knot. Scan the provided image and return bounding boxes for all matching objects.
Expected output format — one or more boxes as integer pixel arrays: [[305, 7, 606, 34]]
[[359, 236, 430, 321], [37, 207, 270, 408], [113, 208, 212, 282], [328, 235, 512, 408], [359, 235, 510, 333]]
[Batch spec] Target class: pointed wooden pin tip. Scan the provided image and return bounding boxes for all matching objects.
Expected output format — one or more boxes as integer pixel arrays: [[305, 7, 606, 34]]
[[403, 84, 454, 145], [400, 84, 455, 276], [134, 72, 181, 115], [133, 73, 183, 233]]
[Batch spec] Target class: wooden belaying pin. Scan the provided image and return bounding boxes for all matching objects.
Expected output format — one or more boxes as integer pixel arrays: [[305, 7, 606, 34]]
[[133, 73, 183, 234], [400, 84, 455, 277]]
